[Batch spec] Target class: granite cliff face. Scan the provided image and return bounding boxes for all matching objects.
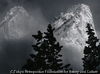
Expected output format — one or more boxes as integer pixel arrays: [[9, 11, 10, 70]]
[[0, 4, 97, 73], [52, 4, 96, 49], [0, 4, 96, 49]]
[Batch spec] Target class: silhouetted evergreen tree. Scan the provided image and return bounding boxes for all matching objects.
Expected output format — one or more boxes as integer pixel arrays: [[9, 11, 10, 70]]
[[96, 44, 100, 73], [82, 23, 100, 71], [22, 24, 71, 71]]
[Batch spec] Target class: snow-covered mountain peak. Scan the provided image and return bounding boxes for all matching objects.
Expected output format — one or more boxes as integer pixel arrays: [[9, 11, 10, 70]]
[[52, 4, 96, 50], [0, 6, 29, 27]]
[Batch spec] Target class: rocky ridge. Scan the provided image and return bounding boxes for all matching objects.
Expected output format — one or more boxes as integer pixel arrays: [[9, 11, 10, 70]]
[[52, 4, 96, 49]]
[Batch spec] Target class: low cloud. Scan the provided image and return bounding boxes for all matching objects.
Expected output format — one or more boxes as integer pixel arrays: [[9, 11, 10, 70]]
[[0, 6, 48, 74]]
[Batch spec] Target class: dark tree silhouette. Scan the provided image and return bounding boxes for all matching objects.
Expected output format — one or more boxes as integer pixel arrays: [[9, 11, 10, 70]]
[[22, 24, 71, 71], [82, 23, 100, 71]]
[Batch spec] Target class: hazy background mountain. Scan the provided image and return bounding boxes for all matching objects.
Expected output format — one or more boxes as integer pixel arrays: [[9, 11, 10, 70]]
[[0, 0, 100, 74]]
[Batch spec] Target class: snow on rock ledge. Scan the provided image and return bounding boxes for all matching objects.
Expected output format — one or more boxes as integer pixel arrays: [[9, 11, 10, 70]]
[[52, 4, 97, 50]]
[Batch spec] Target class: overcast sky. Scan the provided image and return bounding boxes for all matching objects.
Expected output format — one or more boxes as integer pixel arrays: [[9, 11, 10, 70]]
[[0, 0, 100, 74]]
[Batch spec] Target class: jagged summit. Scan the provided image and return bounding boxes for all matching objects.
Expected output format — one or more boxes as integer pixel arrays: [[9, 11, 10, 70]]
[[66, 4, 90, 13], [0, 6, 29, 28], [0, 6, 31, 40], [53, 3, 93, 29], [5, 6, 29, 20], [52, 4, 96, 50]]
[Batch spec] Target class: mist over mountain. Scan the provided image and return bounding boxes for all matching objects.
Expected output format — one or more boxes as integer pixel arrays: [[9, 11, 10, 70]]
[[0, 6, 47, 74], [51, 3, 97, 71], [0, 3, 98, 74], [52, 4, 97, 50]]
